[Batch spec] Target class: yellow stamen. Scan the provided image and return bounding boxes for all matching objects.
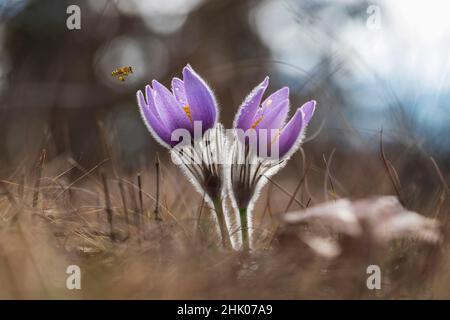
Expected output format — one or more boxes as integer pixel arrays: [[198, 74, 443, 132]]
[[182, 105, 193, 122], [251, 116, 264, 129]]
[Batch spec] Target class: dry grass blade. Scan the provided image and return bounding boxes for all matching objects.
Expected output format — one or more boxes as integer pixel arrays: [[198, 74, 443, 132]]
[[284, 164, 310, 213], [118, 179, 130, 231], [265, 168, 309, 249], [56, 158, 110, 199], [101, 171, 115, 241], [380, 129, 404, 206], [137, 173, 145, 224], [430, 156, 449, 193], [323, 149, 336, 201], [264, 176, 306, 208], [32, 149, 46, 209], [154, 153, 161, 221], [18, 170, 25, 202], [0, 180, 20, 223]]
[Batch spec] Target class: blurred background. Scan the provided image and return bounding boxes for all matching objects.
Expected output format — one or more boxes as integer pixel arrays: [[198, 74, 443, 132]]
[[0, 0, 449, 299], [0, 0, 449, 201]]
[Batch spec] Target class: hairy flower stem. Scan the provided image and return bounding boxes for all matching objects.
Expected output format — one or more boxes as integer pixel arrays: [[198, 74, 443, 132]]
[[213, 197, 231, 249], [239, 207, 250, 250]]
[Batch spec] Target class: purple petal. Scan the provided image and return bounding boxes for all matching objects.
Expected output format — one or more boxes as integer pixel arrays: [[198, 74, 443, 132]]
[[137, 90, 173, 147], [137, 87, 148, 109], [152, 80, 192, 132], [254, 100, 289, 158], [277, 108, 304, 158], [171, 77, 187, 107], [144, 85, 159, 116], [234, 77, 269, 131], [254, 99, 289, 130], [253, 87, 289, 123], [300, 100, 316, 125], [182, 66, 217, 130], [262, 87, 289, 110]]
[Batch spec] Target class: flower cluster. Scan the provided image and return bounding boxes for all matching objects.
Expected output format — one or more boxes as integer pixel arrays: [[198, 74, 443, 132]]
[[137, 64, 316, 250]]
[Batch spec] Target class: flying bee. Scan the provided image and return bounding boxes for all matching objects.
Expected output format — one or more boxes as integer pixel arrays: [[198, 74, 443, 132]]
[[111, 66, 133, 82]]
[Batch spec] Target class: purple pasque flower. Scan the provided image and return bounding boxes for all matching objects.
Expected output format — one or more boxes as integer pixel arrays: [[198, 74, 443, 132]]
[[229, 77, 316, 250], [137, 65, 233, 249], [137, 65, 218, 148], [233, 76, 316, 158]]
